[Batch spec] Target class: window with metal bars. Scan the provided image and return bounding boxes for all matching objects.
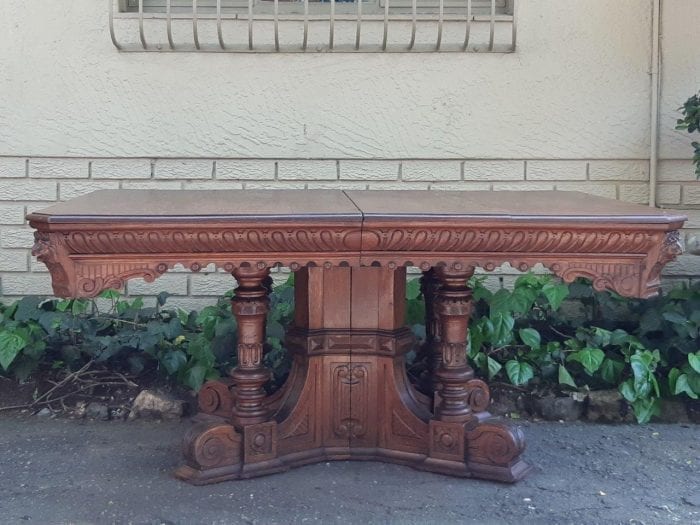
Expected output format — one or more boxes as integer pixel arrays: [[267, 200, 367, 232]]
[[124, 0, 511, 16], [110, 0, 516, 52]]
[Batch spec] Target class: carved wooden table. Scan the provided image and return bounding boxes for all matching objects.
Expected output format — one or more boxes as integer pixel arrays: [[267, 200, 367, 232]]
[[28, 189, 685, 485]]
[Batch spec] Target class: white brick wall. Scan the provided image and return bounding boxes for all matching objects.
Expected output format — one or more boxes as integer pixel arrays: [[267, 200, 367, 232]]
[[402, 161, 461, 182], [0, 156, 696, 308], [0, 158, 26, 178], [527, 161, 586, 181], [339, 160, 400, 181], [658, 160, 700, 208], [278, 160, 337, 181], [91, 159, 152, 179], [30, 158, 88, 179], [464, 161, 524, 181], [217, 160, 275, 180]]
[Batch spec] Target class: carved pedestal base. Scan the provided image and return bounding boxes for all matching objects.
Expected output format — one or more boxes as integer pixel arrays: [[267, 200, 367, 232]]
[[176, 328, 531, 484], [176, 267, 531, 484]]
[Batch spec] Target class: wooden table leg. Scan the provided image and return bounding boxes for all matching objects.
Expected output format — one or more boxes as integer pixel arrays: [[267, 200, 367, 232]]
[[230, 266, 272, 427], [428, 266, 532, 483], [176, 265, 284, 484]]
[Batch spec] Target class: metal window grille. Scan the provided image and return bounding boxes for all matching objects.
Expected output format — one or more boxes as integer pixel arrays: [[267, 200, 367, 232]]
[[109, 0, 516, 52]]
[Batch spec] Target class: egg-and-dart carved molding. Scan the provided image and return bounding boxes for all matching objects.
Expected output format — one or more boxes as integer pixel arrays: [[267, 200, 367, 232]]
[[31, 224, 682, 299]]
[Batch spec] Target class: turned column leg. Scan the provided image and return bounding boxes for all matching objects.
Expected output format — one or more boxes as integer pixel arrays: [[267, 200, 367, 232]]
[[230, 266, 272, 427], [432, 266, 477, 422], [427, 266, 531, 483]]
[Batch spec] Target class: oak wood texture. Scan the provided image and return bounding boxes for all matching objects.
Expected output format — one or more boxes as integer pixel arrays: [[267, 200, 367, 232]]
[[27, 189, 686, 485]]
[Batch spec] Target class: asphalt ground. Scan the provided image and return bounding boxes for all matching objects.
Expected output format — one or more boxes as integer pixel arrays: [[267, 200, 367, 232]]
[[0, 416, 697, 525]]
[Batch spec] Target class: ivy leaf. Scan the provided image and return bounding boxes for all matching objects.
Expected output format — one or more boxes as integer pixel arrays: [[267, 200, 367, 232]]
[[662, 311, 688, 324], [0, 331, 27, 370], [99, 289, 121, 300], [510, 287, 538, 314], [157, 292, 172, 307], [638, 309, 662, 334], [483, 355, 502, 380], [542, 281, 569, 311], [567, 347, 605, 375], [518, 328, 541, 350], [600, 358, 624, 384], [619, 379, 637, 403], [630, 398, 660, 424], [490, 313, 515, 347], [162, 317, 184, 340], [668, 367, 680, 392], [558, 365, 577, 388], [686, 370, 700, 395], [71, 300, 89, 316], [183, 364, 207, 391], [505, 360, 534, 386], [689, 352, 700, 374], [161, 349, 187, 375], [473, 352, 487, 373], [673, 373, 698, 399], [489, 289, 512, 318], [610, 329, 633, 346], [472, 282, 492, 303], [591, 327, 612, 348], [13, 296, 44, 322]]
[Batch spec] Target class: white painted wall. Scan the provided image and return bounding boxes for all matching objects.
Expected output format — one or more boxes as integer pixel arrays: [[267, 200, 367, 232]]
[[0, 0, 698, 305], [0, 0, 656, 158]]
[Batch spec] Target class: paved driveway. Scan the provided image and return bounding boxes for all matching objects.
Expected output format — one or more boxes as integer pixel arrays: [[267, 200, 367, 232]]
[[0, 417, 697, 524]]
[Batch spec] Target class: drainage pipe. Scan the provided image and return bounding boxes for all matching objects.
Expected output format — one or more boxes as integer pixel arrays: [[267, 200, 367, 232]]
[[649, 0, 661, 207]]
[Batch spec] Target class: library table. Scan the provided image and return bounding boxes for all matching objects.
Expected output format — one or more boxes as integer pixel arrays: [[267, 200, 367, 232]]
[[28, 189, 686, 484]]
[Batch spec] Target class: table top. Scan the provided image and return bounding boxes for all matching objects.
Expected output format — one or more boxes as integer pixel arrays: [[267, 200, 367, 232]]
[[27, 189, 686, 225]]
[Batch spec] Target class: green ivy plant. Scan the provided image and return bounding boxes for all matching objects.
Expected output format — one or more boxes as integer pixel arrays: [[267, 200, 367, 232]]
[[0, 274, 296, 392], [676, 91, 700, 178], [1, 273, 698, 424], [405, 274, 700, 423]]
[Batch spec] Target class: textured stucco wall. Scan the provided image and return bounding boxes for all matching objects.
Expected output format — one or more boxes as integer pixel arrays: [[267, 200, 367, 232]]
[[0, 0, 698, 307], [0, 0, 655, 158]]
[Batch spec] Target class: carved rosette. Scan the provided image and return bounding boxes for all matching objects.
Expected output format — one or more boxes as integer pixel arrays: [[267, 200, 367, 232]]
[[182, 421, 241, 470], [243, 421, 277, 463], [428, 420, 465, 461]]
